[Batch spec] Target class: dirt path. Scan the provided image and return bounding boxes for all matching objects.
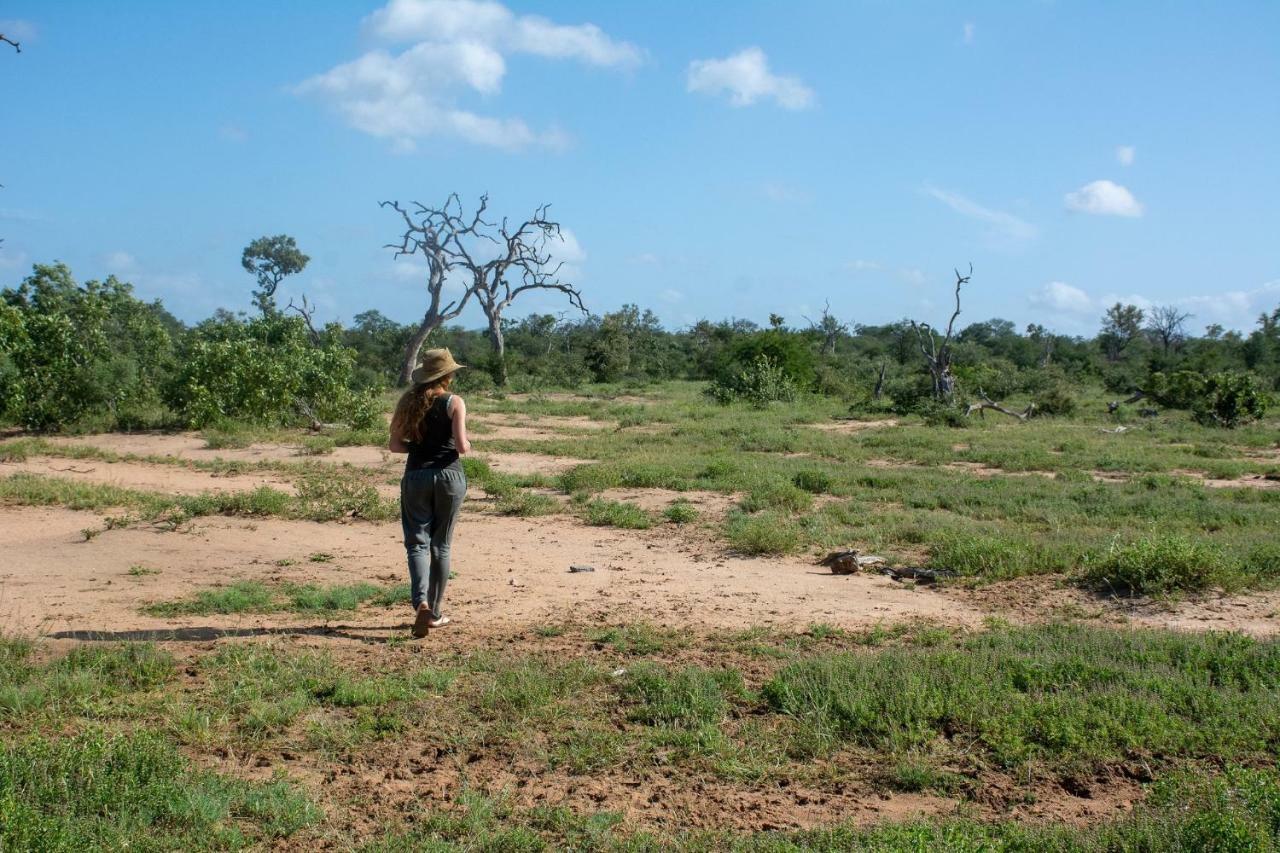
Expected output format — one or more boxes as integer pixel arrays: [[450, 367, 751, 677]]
[[2, 456, 300, 495], [0, 504, 985, 638]]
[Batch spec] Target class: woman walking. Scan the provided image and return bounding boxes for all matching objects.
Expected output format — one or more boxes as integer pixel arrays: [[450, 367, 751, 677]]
[[389, 348, 471, 638]]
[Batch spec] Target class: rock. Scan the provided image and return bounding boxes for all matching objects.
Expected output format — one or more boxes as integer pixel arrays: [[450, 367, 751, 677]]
[[568, 564, 596, 573]]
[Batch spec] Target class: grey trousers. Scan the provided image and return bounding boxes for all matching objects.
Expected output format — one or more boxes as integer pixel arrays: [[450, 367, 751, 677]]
[[400, 466, 466, 619]]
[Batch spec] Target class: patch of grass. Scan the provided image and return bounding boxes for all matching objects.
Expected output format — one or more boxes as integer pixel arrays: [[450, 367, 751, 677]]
[[724, 510, 803, 555], [144, 581, 276, 617], [581, 498, 652, 529], [126, 564, 160, 577], [621, 663, 744, 729], [283, 582, 382, 613], [0, 642, 175, 722], [763, 623, 1280, 772], [0, 730, 318, 849], [662, 499, 699, 524], [298, 435, 336, 456], [495, 491, 560, 517], [1081, 534, 1233, 595], [592, 624, 686, 656], [308, 552, 335, 563]]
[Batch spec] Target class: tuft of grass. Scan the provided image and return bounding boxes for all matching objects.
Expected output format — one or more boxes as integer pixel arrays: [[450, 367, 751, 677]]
[[662, 500, 699, 525], [582, 499, 652, 529], [592, 624, 686, 656], [283, 582, 382, 613], [724, 510, 802, 555], [495, 491, 560, 517], [127, 564, 160, 577], [145, 581, 403, 617]]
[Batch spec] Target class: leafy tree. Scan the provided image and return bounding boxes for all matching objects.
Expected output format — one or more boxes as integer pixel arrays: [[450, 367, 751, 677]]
[[166, 313, 377, 429], [1, 263, 176, 429], [241, 235, 309, 317], [1099, 303, 1145, 362]]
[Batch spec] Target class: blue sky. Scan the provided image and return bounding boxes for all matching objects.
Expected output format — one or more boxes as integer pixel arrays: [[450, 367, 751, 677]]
[[3, 1, 1278, 335]]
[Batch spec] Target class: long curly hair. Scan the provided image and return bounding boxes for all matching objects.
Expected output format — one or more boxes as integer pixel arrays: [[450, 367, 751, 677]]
[[391, 374, 454, 444]]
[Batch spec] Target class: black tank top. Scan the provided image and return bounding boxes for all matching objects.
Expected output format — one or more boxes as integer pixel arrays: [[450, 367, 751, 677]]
[[405, 394, 460, 471]]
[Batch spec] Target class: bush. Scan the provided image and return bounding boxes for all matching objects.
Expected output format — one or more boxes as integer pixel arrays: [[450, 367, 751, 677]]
[[1, 264, 177, 430], [1031, 384, 1077, 416], [166, 314, 379, 429], [1193, 372, 1269, 428], [707, 354, 798, 407], [1081, 535, 1230, 595]]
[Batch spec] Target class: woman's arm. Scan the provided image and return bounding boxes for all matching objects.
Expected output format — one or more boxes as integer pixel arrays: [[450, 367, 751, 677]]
[[388, 398, 409, 453], [450, 395, 472, 455]]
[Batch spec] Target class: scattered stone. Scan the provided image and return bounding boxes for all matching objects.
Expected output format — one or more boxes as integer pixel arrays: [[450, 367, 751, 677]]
[[569, 564, 596, 573]]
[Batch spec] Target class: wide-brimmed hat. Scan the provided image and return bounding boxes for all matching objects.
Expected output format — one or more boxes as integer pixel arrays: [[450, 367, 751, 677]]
[[411, 348, 465, 385]]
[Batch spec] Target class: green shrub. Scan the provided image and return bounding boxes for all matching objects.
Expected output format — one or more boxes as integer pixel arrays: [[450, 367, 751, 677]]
[[166, 314, 379, 429], [707, 354, 798, 407], [663, 500, 699, 524], [1194, 372, 1269, 428], [1031, 384, 1077, 416], [1081, 535, 1230, 595]]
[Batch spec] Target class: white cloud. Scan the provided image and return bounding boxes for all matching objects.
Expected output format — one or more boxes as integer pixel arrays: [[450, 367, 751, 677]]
[[923, 185, 1038, 242], [1065, 179, 1144, 217], [552, 228, 586, 265], [0, 248, 30, 271], [102, 251, 138, 275], [659, 288, 684, 303], [628, 252, 660, 266], [686, 47, 814, 110], [296, 0, 638, 150], [1116, 145, 1135, 166], [962, 22, 976, 44], [1029, 281, 1092, 314]]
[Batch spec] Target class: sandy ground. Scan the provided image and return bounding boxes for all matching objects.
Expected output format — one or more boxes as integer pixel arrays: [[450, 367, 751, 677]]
[[2, 429, 1277, 641], [0, 504, 985, 638]]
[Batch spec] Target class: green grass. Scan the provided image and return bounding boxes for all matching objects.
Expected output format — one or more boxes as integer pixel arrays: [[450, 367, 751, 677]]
[[0, 471, 397, 526], [0, 730, 318, 850], [581, 498, 653, 529], [143, 580, 402, 617], [663, 499, 700, 524]]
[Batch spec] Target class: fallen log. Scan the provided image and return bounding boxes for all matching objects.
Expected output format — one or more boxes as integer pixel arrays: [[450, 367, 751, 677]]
[[965, 389, 1035, 420], [1106, 390, 1145, 413]]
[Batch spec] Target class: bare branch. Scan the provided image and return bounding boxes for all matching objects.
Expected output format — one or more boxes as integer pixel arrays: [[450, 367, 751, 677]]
[[965, 389, 1035, 420], [285, 294, 322, 345], [0, 34, 20, 53]]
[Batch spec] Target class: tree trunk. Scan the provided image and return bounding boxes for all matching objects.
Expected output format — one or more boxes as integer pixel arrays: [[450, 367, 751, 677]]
[[398, 315, 437, 385], [487, 313, 508, 386], [873, 362, 886, 400]]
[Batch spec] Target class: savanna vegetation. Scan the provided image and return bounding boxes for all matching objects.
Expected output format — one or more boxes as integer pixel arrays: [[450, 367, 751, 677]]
[[3, 240, 1280, 848]]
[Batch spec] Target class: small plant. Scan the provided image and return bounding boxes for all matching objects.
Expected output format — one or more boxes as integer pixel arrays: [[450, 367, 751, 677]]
[[127, 564, 160, 577], [308, 552, 335, 563], [663, 500, 699, 525]]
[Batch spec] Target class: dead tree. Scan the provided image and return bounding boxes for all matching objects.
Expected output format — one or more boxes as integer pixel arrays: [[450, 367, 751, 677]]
[[804, 300, 848, 356], [1, 33, 19, 53], [1146, 305, 1192, 355], [910, 264, 971, 402], [470, 203, 586, 386], [965, 389, 1035, 420], [382, 194, 585, 386], [873, 361, 887, 400]]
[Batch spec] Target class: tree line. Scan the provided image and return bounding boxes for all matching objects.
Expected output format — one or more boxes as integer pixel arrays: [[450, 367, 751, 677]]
[[2, 193, 1276, 431]]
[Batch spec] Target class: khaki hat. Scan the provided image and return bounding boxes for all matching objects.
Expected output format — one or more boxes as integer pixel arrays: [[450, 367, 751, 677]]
[[411, 348, 465, 385]]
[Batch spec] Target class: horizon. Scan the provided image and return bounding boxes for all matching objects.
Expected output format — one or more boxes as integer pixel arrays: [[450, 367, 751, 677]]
[[4, 1, 1279, 337]]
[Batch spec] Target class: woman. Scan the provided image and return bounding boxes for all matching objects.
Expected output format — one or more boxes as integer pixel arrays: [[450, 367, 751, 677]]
[[389, 348, 471, 638]]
